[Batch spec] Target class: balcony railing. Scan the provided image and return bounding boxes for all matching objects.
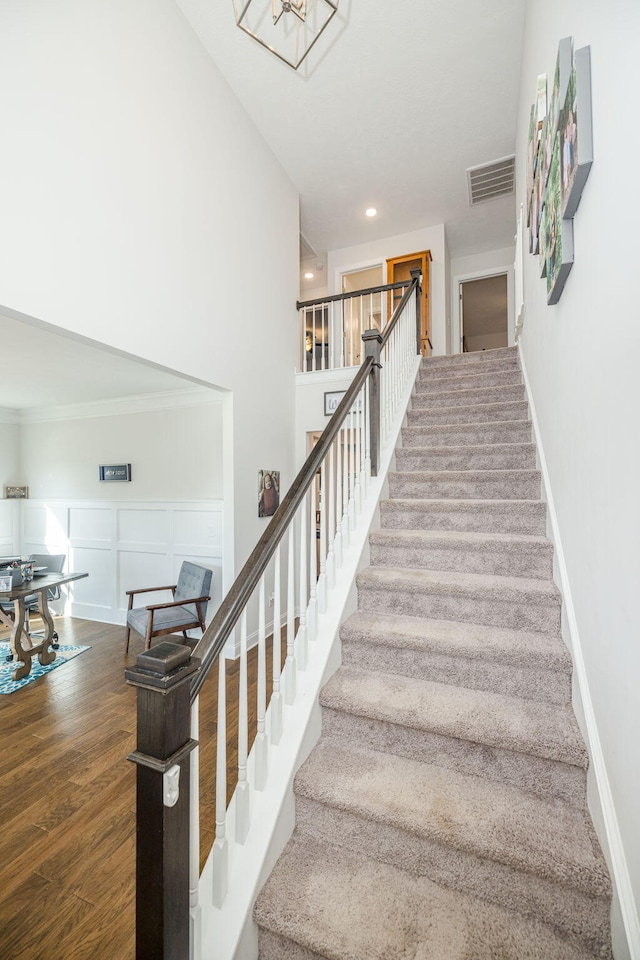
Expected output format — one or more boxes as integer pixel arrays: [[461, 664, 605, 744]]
[[298, 279, 416, 372]]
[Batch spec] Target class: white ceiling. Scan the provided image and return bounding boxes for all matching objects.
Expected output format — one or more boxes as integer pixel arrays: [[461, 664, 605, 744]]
[[177, 0, 526, 260], [0, 313, 217, 411]]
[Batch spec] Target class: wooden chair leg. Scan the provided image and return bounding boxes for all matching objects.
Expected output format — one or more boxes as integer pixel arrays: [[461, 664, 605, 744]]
[[125, 625, 131, 654]]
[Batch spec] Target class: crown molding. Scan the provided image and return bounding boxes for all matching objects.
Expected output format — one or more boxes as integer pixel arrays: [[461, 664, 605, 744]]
[[16, 388, 223, 424]]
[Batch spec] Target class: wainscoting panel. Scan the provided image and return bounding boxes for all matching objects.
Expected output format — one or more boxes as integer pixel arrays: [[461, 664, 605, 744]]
[[18, 500, 224, 626], [0, 499, 19, 559]]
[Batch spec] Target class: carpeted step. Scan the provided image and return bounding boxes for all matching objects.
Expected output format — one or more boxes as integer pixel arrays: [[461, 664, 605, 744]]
[[380, 498, 547, 535], [368, 529, 554, 579], [402, 419, 532, 447], [422, 345, 518, 367], [416, 368, 522, 394], [389, 468, 540, 500], [294, 741, 611, 956], [320, 665, 587, 806], [356, 566, 560, 633], [408, 398, 529, 424], [411, 382, 526, 409], [255, 837, 604, 960], [395, 442, 537, 472], [340, 611, 571, 704], [418, 356, 519, 381]]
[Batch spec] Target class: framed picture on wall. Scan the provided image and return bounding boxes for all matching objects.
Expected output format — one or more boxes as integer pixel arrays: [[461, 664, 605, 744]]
[[560, 45, 593, 219], [544, 134, 574, 304], [549, 36, 573, 139], [258, 470, 280, 518], [525, 104, 536, 226]]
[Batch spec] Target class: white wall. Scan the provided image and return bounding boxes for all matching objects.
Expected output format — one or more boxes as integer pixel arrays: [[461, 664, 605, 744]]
[[0, 0, 299, 585], [0, 415, 20, 488], [517, 3, 640, 956], [326, 224, 448, 355], [294, 368, 358, 470], [451, 245, 516, 354], [18, 400, 223, 501]]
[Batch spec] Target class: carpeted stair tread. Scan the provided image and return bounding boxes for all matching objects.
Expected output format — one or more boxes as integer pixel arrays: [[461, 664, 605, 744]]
[[380, 497, 547, 534], [422, 345, 518, 366], [357, 564, 560, 604], [340, 611, 571, 671], [389, 467, 541, 500], [255, 836, 602, 960], [395, 442, 537, 471], [419, 356, 518, 381], [408, 399, 529, 423], [369, 528, 553, 578], [294, 739, 609, 898], [319, 665, 587, 768], [402, 419, 532, 446], [411, 384, 525, 409], [417, 366, 522, 390]]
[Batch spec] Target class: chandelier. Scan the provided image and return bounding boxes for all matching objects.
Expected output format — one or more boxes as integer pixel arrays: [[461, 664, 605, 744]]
[[235, 0, 338, 71]]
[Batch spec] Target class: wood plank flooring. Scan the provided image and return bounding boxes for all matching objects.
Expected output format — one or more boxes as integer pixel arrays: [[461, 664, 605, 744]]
[[0, 617, 283, 959]]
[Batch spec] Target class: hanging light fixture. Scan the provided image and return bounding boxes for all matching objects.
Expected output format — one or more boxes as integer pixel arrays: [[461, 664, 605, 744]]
[[234, 0, 338, 71]]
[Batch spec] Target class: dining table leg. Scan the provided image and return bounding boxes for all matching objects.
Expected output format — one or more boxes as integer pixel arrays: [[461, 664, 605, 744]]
[[37, 593, 57, 667], [9, 597, 35, 682]]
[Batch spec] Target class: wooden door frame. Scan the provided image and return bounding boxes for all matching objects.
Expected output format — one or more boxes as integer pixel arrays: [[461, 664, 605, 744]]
[[386, 250, 432, 356], [452, 265, 515, 355]]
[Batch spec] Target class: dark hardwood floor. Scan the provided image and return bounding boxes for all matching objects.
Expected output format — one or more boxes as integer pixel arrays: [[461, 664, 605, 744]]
[[0, 617, 283, 959]]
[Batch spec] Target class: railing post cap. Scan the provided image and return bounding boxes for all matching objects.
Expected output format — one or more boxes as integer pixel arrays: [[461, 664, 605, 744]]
[[125, 640, 199, 690], [362, 328, 383, 343]]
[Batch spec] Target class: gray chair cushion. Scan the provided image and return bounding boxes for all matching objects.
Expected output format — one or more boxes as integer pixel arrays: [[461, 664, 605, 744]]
[[127, 604, 200, 635]]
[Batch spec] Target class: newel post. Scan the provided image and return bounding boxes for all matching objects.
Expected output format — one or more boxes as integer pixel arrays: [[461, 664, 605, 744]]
[[410, 267, 422, 356], [125, 642, 199, 960], [362, 328, 383, 476]]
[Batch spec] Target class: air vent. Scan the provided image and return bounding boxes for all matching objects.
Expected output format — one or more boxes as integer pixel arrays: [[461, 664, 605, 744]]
[[300, 233, 317, 260], [467, 155, 516, 206]]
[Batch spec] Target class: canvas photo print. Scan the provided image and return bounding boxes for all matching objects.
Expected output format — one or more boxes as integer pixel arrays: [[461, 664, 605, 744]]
[[560, 45, 593, 219], [258, 470, 280, 517], [544, 134, 574, 304]]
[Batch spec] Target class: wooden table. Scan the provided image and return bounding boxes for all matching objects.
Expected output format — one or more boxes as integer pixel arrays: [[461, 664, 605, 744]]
[[0, 572, 88, 681]]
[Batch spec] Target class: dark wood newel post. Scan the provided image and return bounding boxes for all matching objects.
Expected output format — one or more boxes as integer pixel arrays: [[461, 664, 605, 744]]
[[362, 328, 383, 476], [410, 268, 422, 355], [125, 641, 199, 960]]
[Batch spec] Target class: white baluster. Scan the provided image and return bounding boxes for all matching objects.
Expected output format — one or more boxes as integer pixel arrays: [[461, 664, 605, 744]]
[[348, 406, 356, 532], [340, 300, 345, 369], [190, 699, 201, 956], [359, 385, 367, 496], [255, 577, 268, 791], [326, 443, 336, 588], [284, 525, 296, 704], [297, 495, 308, 669], [307, 478, 318, 643], [318, 457, 328, 610], [312, 304, 316, 373], [341, 421, 350, 549], [271, 545, 283, 744], [334, 434, 343, 567], [212, 655, 228, 907], [364, 377, 371, 484], [235, 610, 250, 844], [354, 392, 362, 514]]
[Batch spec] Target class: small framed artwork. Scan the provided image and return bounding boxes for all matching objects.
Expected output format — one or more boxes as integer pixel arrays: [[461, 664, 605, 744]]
[[544, 134, 574, 304], [99, 464, 131, 482], [258, 470, 280, 518], [560, 45, 593, 219], [324, 391, 363, 416], [4, 486, 28, 499]]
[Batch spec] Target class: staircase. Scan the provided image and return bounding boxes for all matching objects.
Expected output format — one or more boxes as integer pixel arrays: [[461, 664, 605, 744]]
[[255, 346, 612, 959]]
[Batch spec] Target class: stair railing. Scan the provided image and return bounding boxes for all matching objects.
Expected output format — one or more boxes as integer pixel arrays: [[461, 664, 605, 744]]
[[298, 278, 416, 372], [126, 273, 421, 960]]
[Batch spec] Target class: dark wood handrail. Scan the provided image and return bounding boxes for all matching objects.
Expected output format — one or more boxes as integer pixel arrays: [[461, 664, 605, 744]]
[[190, 357, 374, 702], [190, 274, 420, 703], [297, 279, 410, 311]]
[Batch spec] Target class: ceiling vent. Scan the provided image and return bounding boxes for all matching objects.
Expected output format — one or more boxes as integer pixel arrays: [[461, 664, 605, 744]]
[[467, 155, 516, 206], [300, 233, 317, 261]]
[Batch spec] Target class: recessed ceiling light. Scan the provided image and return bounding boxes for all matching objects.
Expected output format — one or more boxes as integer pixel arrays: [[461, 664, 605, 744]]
[[365, 207, 377, 217], [304, 272, 314, 279]]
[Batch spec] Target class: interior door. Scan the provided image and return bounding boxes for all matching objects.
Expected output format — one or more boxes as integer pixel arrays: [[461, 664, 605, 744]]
[[386, 250, 432, 355]]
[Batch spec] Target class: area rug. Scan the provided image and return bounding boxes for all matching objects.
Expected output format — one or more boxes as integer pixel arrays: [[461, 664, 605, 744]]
[[0, 642, 91, 694]]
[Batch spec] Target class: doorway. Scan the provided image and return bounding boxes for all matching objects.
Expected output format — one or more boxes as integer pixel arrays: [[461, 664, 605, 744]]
[[460, 274, 508, 353], [386, 250, 432, 356]]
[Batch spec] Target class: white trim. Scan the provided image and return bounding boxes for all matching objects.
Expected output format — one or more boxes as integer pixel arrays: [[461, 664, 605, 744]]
[[333, 258, 385, 296], [16, 387, 222, 424], [520, 348, 640, 960], [451, 264, 514, 356]]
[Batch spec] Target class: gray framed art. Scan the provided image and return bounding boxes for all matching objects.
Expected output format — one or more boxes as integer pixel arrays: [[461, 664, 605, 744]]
[[560, 46, 593, 219]]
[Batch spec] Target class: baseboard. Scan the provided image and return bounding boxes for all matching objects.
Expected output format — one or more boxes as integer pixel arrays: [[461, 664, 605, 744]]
[[519, 347, 639, 960]]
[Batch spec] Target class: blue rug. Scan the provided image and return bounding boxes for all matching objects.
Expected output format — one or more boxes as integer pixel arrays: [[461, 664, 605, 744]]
[[0, 641, 91, 694]]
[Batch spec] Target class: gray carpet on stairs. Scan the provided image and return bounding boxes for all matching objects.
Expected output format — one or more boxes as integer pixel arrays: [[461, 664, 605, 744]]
[[255, 346, 612, 959]]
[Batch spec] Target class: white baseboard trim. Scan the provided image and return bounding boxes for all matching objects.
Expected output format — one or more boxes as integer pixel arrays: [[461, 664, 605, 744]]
[[519, 347, 639, 960]]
